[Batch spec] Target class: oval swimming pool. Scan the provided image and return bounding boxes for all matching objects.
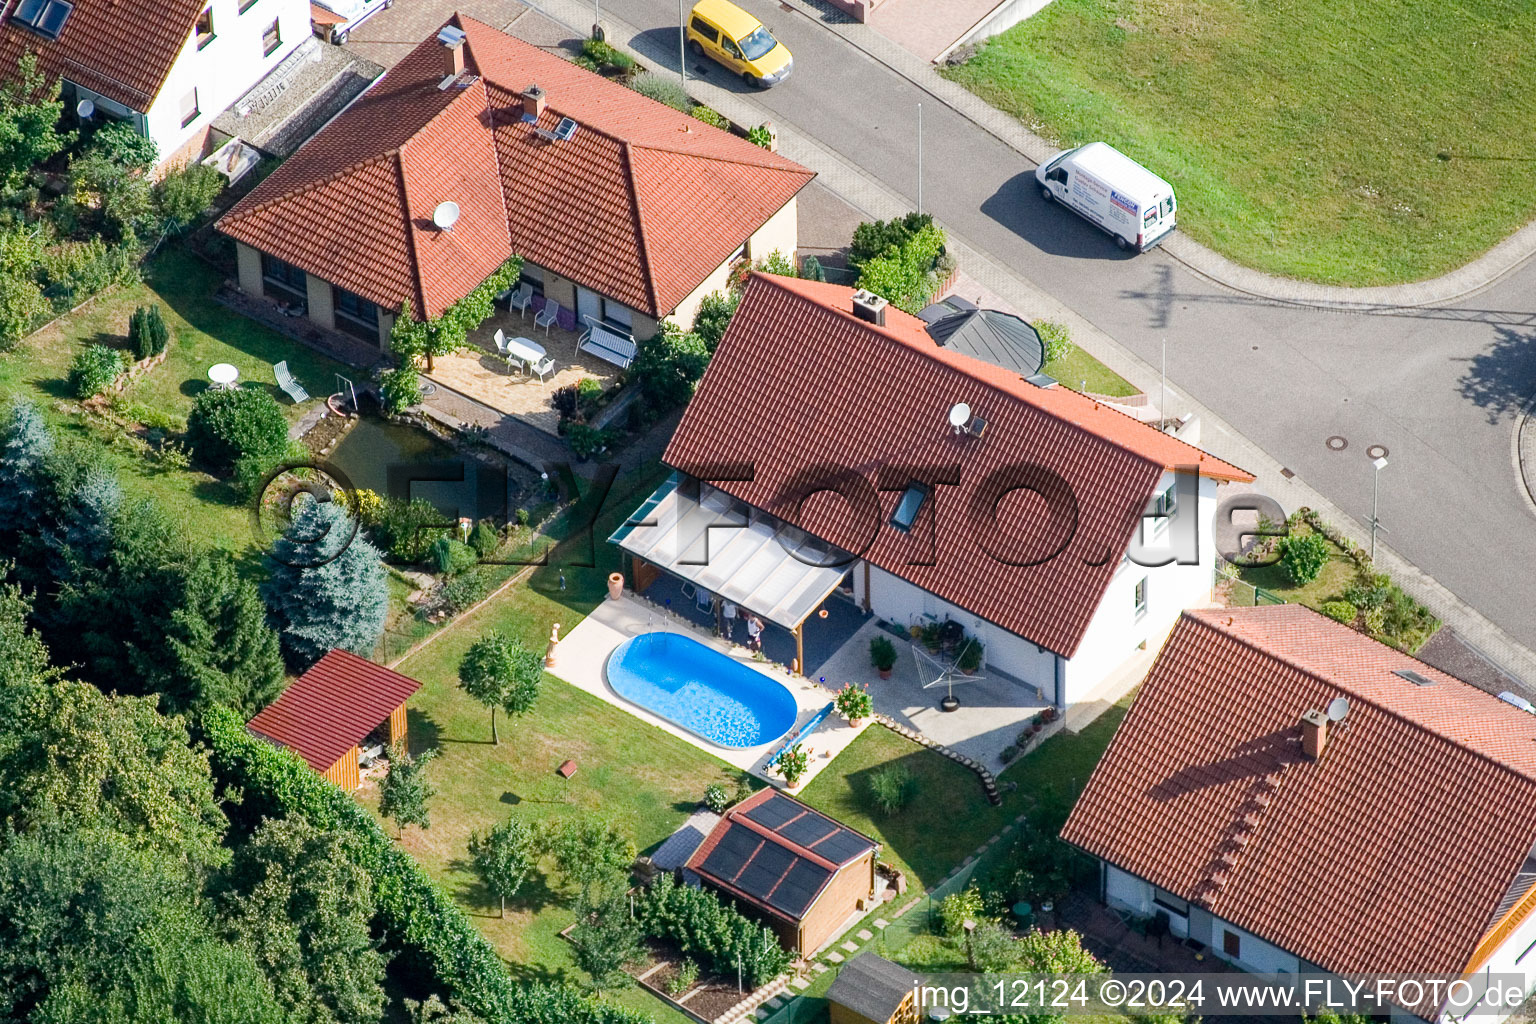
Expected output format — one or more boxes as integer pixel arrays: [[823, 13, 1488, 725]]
[[605, 632, 799, 748]]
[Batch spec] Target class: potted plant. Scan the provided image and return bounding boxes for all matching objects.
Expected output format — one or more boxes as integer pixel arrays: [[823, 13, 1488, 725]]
[[869, 635, 897, 679], [956, 636, 984, 675], [921, 620, 945, 653], [1039, 706, 1058, 725], [776, 743, 809, 789], [1029, 712, 1043, 736], [834, 682, 873, 727], [607, 572, 624, 601]]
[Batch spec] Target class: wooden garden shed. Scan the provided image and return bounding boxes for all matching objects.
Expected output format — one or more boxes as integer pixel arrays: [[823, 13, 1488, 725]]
[[246, 649, 421, 790], [826, 953, 920, 1024]]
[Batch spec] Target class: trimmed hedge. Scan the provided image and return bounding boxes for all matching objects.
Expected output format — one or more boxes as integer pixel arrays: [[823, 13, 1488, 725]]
[[200, 706, 654, 1024]]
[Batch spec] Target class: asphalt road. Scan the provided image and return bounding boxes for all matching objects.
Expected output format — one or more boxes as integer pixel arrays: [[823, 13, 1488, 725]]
[[594, 0, 1536, 653]]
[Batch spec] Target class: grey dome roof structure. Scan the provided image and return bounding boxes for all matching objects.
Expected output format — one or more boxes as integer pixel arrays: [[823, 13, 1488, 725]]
[[918, 295, 1046, 377]]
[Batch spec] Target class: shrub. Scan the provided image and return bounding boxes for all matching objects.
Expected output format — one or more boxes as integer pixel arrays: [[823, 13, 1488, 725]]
[[128, 303, 169, 360], [1033, 320, 1074, 365], [334, 487, 385, 525], [566, 422, 616, 460], [573, 54, 601, 72], [799, 254, 826, 282], [754, 250, 797, 278], [855, 221, 947, 313], [186, 385, 288, 474], [1278, 531, 1331, 586], [703, 783, 729, 814], [437, 570, 495, 616], [233, 438, 308, 499], [0, 269, 50, 351], [747, 125, 773, 149], [67, 343, 126, 397], [515, 507, 531, 528], [667, 959, 698, 995], [581, 37, 635, 71], [937, 887, 987, 937], [1321, 600, 1357, 624], [628, 72, 690, 112], [631, 324, 710, 414], [868, 762, 914, 815], [381, 363, 423, 415], [552, 381, 582, 421], [690, 104, 729, 129], [372, 496, 444, 563], [635, 873, 792, 987], [869, 634, 897, 671], [430, 536, 478, 575], [88, 120, 160, 171], [154, 162, 224, 235], [1000, 744, 1019, 762], [692, 290, 738, 352], [850, 212, 935, 269], [576, 375, 604, 409], [775, 743, 809, 787], [39, 238, 141, 310], [468, 520, 501, 558], [1343, 578, 1390, 609]]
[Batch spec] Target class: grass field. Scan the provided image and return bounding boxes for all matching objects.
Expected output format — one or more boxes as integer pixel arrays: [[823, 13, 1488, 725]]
[[943, 0, 1536, 284], [0, 247, 350, 555]]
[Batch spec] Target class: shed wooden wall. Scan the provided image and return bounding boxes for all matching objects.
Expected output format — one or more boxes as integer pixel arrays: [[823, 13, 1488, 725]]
[[800, 849, 877, 953], [323, 746, 360, 790], [389, 704, 408, 747]]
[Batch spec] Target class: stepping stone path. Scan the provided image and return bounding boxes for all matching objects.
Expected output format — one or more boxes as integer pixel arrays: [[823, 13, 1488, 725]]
[[792, 978, 811, 990], [857, 929, 874, 941], [811, 963, 829, 974], [874, 919, 890, 928], [826, 951, 844, 963], [841, 940, 859, 952]]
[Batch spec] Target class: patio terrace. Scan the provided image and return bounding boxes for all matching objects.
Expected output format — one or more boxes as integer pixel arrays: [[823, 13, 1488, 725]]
[[425, 308, 625, 435]]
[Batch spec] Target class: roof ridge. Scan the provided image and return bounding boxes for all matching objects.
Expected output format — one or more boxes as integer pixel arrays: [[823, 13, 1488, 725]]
[[627, 138, 811, 174], [619, 140, 661, 316], [1185, 610, 1536, 787], [729, 809, 840, 872]]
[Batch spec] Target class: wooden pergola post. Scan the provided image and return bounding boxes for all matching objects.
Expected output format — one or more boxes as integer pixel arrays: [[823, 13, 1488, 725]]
[[794, 623, 804, 677]]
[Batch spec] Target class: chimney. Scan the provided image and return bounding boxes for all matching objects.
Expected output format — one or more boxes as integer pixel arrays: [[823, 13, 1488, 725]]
[[521, 84, 546, 119], [437, 25, 466, 79], [1299, 708, 1328, 759], [851, 289, 887, 327]]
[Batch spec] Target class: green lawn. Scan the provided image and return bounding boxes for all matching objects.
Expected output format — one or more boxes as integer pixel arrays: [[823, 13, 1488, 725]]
[[1233, 527, 1358, 609], [1043, 346, 1136, 397], [0, 246, 351, 555], [942, 0, 1536, 284]]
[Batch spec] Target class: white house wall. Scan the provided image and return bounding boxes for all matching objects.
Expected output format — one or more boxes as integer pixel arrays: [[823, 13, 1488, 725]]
[[143, 0, 311, 163], [666, 196, 798, 333], [1061, 473, 1219, 704], [1457, 905, 1536, 1023]]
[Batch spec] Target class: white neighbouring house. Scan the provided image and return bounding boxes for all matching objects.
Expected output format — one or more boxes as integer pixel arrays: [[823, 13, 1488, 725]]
[[613, 274, 1254, 712], [1063, 605, 1536, 1024], [0, 0, 313, 168]]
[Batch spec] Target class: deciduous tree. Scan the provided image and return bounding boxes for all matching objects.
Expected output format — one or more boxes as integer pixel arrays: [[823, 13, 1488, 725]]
[[0, 53, 69, 189], [379, 741, 436, 838], [458, 630, 541, 744], [467, 815, 536, 917]]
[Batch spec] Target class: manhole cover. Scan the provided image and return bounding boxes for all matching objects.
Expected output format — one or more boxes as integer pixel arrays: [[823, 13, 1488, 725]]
[[1326, 435, 1348, 451], [1366, 444, 1389, 459]]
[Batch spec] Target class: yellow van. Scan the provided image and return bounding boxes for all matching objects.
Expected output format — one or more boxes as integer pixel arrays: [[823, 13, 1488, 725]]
[[686, 0, 793, 88]]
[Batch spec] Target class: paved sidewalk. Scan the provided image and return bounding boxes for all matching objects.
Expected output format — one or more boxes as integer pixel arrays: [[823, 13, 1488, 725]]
[[866, 0, 997, 62], [769, 0, 1536, 310]]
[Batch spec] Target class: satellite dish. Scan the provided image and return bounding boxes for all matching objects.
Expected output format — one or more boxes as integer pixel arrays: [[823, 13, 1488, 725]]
[[76, 99, 94, 119], [947, 401, 971, 430], [431, 201, 460, 231], [1326, 696, 1350, 723]]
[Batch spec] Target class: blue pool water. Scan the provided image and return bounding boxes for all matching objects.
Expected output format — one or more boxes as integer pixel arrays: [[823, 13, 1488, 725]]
[[606, 632, 799, 748]]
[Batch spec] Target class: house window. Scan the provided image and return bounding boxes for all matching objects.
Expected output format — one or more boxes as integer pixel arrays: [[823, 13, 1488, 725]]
[[261, 17, 280, 55], [1222, 930, 1241, 958], [179, 88, 200, 127], [239, 0, 258, 11], [1133, 577, 1148, 618], [601, 297, 632, 331], [333, 286, 380, 343], [9, 0, 75, 40], [890, 483, 929, 533], [194, 7, 214, 47], [1148, 480, 1177, 536], [260, 252, 307, 306]]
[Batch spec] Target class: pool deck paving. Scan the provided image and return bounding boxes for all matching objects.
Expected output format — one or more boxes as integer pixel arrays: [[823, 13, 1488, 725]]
[[554, 595, 869, 784]]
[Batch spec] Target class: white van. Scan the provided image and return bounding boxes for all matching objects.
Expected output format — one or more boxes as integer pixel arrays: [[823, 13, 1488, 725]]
[[311, 0, 391, 44], [1035, 142, 1176, 252]]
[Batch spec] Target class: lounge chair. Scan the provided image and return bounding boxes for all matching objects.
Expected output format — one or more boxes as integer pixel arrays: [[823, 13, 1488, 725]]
[[576, 319, 637, 370], [274, 361, 309, 404], [534, 300, 560, 336], [507, 282, 534, 318]]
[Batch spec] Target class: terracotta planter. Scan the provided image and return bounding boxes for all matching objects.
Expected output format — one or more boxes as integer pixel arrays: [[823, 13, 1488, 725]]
[[607, 572, 624, 601], [848, 717, 863, 728], [878, 667, 892, 680]]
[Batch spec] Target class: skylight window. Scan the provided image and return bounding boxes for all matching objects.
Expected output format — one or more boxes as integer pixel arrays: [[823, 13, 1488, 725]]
[[10, 0, 73, 40], [1393, 668, 1435, 687], [890, 483, 929, 533]]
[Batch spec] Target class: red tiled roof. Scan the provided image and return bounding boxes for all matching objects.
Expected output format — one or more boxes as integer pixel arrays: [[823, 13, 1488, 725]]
[[662, 274, 1253, 657], [1061, 605, 1536, 977], [218, 15, 814, 319], [0, 0, 203, 112], [246, 649, 422, 773], [686, 789, 877, 922]]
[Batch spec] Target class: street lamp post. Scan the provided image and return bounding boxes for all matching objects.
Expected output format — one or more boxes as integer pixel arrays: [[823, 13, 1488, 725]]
[[1370, 455, 1388, 562], [679, 0, 688, 86]]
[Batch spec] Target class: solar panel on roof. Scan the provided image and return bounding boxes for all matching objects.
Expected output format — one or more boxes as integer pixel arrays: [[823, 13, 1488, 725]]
[[779, 813, 836, 848], [736, 843, 795, 900], [813, 829, 873, 865], [744, 795, 799, 830], [700, 824, 760, 882], [766, 859, 830, 917]]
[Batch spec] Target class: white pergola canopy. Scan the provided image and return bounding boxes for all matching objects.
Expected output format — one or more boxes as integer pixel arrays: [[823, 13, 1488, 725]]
[[610, 474, 849, 631]]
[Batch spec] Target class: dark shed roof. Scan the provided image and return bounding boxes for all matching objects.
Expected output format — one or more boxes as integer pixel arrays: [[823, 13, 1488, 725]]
[[918, 295, 1045, 377], [826, 953, 919, 1022]]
